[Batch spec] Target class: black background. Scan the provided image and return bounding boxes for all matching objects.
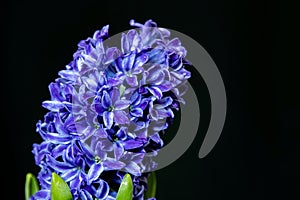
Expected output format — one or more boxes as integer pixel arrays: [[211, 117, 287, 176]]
[[2, 0, 300, 199]]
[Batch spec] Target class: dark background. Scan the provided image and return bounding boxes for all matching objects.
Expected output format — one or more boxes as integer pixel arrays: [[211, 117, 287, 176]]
[[2, 0, 300, 199]]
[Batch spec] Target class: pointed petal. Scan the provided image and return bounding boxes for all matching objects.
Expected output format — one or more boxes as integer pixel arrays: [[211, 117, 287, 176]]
[[45, 132, 72, 144], [60, 168, 79, 182], [103, 158, 126, 170], [121, 33, 129, 53], [116, 127, 127, 140], [111, 87, 120, 103], [138, 98, 150, 110], [94, 128, 107, 138], [69, 175, 83, 189], [93, 25, 109, 40], [127, 30, 141, 51], [146, 69, 165, 85], [123, 139, 144, 150], [87, 163, 104, 185], [130, 107, 143, 117], [126, 75, 138, 87], [122, 52, 136, 72], [155, 96, 173, 109], [33, 190, 50, 199], [51, 144, 67, 158], [157, 80, 173, 92], [42, 100, 64, 112], [49, 82, 62, 101], [104, 47, 121, 64], [147, 86, 162, 99], [130, 91, 141, 106], [150, 133, 164, 146], [95, 180, 109, 199], [46, 155, 73, 172], [80, 189, 93, 200], [94, 102, 106, 115], [113, 110, 129, 125], [114, 143, 124, 160], [82, 76, 98, 92], [131, 153, 145, 164], [133, 52, 148, 68], [115, 100, 131, 110], [103, 111, 114, 129], [168, 38, 181, 48], [58, 70, 79, 82], [101, 91, 112, 108], [124, 161, 141, 176], [99, 139, 114, 151]]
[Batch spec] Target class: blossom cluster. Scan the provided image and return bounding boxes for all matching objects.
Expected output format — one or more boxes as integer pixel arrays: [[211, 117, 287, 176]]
[[32, 19, 191, 200]]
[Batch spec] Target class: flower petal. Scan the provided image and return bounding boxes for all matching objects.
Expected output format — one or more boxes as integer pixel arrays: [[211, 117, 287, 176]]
[[131, 153, 145, 164], [33, 190, 50, 200], [114, 143, 124, 160], [49, 82, 62, 101], [130, 91, 141, 106], [104, 47, 121, 64], [150, 133, 164, 146], [103, 158, 126, 170], [95, 180, 109, 199], [133, 52, 148, 68], [87, 163, 104, 185], [147, 86, 162, 99], [51, 144, 67, 158], [137, 98, 150, 110], [126, 75, 138, 87], [99, 139, 114, 151], [121, 33, 130, 53], [45, 132, 72, 144], [58, 70, 79, 82], [124, 161, 141, 176], [155, 96, 173, 109], [69, 174, 84, 190], [80, 189, 93, 200], [115, 127, 127, 140], [115, 100, 131, 110], [122, 51, 136, 72], [46, 155, 73, 172], [60, 168, 79, 182], [103, 111, 114, 129], [94, 102, 106, 115], [111, 88, 120, 103], [157, 80, 173, 92], [123, 139, 145, 150], [82, 76, 98, 92], [113, 110, 129, 125], [130, 107, 143, 117], [42, 100, 64, 112], [146, 68, 165, 85], [101, 91, 112, 108]]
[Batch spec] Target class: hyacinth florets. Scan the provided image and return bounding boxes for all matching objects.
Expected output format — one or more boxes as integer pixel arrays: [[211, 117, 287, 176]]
[[32, 19, 191, 200]]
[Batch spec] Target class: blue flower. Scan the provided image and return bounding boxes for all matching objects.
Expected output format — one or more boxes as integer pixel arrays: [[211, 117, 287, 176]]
[[95, 88, 131, 129], [31, 19, 191, 200]]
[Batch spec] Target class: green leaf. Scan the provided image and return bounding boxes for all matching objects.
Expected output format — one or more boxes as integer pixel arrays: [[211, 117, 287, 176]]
[[116, 174, 133, 200], [25, 173, 39, 200], [51, 172, 73, 200], [144, 172, 157, 198]]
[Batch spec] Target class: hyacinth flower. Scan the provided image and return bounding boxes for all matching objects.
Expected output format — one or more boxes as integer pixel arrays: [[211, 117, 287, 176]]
[[25, 19, 192, 200], [94, 88, 131, 129]]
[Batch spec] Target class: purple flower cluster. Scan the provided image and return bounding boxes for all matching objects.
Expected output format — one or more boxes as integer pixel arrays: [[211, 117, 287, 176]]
[[32, 19, 191, 200]]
